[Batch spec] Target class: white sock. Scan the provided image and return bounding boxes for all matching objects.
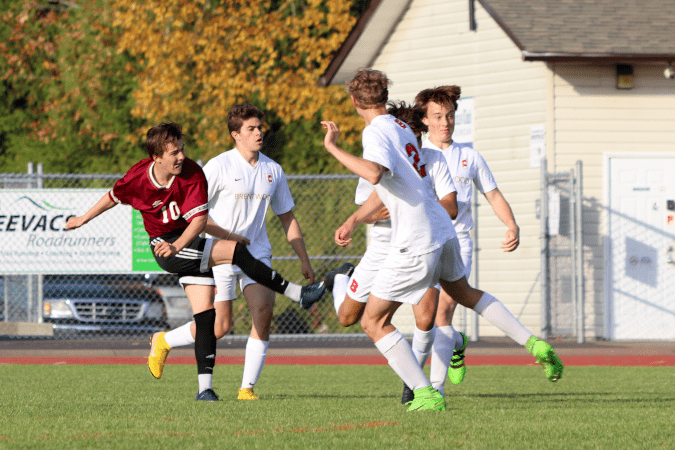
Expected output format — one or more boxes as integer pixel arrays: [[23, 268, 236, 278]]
[[164, 322, 195, 348], [241, 337, 269, 389], [429, 325, 455, 395], [283, 283, 302, 302], [332, 274, 350, 314], [374, 330, 430, 391], [474, 293, 533, 346], [198, 374, 212, 393], [411, 326, 435, 369]]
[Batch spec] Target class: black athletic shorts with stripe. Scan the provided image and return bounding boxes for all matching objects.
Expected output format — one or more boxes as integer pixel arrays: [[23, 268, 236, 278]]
[[150, 231, 215, 286]]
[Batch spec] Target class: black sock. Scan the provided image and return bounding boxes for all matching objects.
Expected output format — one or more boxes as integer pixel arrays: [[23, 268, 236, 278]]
[[194, 309, 216, 376], [232, 242, 289, 294]]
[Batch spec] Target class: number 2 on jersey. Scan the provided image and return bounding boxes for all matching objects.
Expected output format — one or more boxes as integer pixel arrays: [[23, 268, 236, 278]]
[[405, 143, 427, 178]]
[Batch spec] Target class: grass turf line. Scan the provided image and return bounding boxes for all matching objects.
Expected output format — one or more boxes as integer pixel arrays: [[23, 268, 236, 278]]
[[0, 364, 673, 449]]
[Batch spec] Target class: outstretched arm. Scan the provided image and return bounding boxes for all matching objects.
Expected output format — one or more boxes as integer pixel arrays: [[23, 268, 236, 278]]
[[321, 121, 386, 185], [484, 188, 520, 252], [65, 193, 116, 230], [335, 190, 385, 247], [277, 210, 315, 283]]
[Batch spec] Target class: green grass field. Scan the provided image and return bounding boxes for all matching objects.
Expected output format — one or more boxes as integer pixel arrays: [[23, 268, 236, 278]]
[[1, 364, 673, 449]]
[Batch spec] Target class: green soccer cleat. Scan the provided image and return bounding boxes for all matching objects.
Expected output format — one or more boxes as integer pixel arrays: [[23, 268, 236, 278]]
[[448, 331, 468, 384], [526, 336, 564, 382], [406, 386, 446, 412]]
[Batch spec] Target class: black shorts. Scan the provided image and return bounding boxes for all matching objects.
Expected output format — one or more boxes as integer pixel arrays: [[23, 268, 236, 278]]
[[150, 232, 215, 286]]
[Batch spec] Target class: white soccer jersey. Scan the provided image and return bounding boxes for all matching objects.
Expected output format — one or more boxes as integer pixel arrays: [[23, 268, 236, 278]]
[[362, 115, 455, 256], [354, 148, 457, 248], [203, 149, 295, 263], [423, 139, 498, 234]]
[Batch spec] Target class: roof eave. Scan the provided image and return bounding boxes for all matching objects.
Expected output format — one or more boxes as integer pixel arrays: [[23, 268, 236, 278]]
[[522, 52, 675, 62], [318, 0, 384, 87]]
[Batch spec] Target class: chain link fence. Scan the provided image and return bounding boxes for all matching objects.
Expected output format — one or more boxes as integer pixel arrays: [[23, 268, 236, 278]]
[[539, 159, 584, 342], [1, 166, 365, 340], [2, 160, 586, 343]]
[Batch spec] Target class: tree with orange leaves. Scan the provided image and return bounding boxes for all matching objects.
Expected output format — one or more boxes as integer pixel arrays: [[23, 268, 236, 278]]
[[113, 0, 364, 173], [0, 0, 145, 173]]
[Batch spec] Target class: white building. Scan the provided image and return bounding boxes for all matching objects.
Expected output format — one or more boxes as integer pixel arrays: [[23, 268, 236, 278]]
[[320, 0, 675, 340]]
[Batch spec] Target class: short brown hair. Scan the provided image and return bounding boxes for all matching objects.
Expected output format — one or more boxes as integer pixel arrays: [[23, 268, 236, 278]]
[[415, 85, 461, 117], [145, 122, 184, 158], [346, 69, 391, 109], [386, 101, 424, 138], [227, 103, 265, 134]]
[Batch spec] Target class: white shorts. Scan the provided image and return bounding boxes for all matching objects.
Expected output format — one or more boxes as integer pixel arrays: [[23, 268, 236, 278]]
[[434, 233, 472, 290], [456, 232, 473, 279], [434, 237, 466, 285], [370, 237, 465, 305], [348, 243, 389, 303], [211, 257, 272, 302]]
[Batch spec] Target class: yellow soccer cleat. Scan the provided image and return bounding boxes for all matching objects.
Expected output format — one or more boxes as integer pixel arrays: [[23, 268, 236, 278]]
[[238, 388, 259, 400], [148, 331, 171, 379]]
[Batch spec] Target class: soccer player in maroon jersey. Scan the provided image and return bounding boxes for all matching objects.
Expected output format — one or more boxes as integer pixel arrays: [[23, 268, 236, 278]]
[[66, 122, 326, 401]]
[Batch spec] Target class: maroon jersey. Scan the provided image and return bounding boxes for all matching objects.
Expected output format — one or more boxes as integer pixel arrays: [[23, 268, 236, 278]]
[[109, 157, 208, 238]]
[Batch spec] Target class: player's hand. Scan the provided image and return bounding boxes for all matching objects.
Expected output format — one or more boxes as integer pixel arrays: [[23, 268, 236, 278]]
[[153, 241, 178, 258], [501, 227, 520, 252], [369, 206, 390, 222], [65, 216, 85, 230], [335, 221, 355, 247], [320, 121, 340, 149], [301, 262, 315, 284], [228, 232, 250, 246]]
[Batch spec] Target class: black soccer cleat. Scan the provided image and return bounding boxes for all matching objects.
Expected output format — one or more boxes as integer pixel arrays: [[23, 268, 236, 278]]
[[195, 389, 220, 402], [401, 383, 414, 405], [323, 262, 355, 292], [299, 281, 327, 310]]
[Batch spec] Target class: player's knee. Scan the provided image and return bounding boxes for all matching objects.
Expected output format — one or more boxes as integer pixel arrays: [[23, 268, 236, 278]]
[[338, 302, 364, 327], [415, 316, 434, 331], [339, 313, 358, 327], [359, 316, 377, 338], [214, 320, 232, 339]]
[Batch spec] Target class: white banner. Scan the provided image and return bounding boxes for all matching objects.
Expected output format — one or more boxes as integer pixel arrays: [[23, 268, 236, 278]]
[[0, 190, 137, 274]]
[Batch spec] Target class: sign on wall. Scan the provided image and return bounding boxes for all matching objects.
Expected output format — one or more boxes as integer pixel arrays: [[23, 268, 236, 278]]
[[453, 97, 474, 145], [530, 124, 546, 168], [0, 189, 163, 274]]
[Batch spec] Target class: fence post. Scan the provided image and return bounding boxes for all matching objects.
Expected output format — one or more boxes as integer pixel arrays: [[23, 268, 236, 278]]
[[37, 163, 44, 324], [469, 187, 479, 342], [26, 163, 35, 323], [569, 168, 577, 341], [575, 160, 584, 343], [540, 158, 549, 339]]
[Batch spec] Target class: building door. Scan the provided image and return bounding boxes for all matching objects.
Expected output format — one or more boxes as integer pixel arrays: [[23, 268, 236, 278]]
[[606, 155, 675, 340]]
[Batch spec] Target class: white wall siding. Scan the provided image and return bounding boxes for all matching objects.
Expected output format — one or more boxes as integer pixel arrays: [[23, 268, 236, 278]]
[[374, 0, 549, 337], [552, 62, 675, 338]]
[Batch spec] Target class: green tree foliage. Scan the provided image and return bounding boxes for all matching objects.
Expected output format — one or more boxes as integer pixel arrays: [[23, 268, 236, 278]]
[[0, 0, 146, 174], [113, 0, 364, 173], [1, 0, 368, 174]]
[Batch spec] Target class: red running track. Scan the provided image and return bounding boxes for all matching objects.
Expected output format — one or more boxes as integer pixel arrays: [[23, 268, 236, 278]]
[[1, 355, 675, 366]]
